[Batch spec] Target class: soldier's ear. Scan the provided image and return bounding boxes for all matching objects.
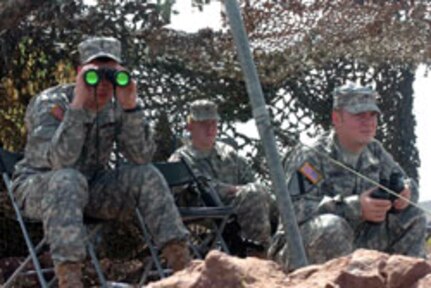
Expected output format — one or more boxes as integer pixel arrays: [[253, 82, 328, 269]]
[[186, 121, 192, 132], [332, 110, 341, 126]]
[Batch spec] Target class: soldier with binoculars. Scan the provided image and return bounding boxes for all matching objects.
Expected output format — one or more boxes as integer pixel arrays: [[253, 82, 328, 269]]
[[12, 36, 191, 288], [73, 49, 134, 112]]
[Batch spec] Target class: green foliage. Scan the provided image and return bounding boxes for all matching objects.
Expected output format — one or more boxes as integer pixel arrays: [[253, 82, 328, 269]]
[[0, 0, 426, 176], [0, 0, 426, 181], [0, 0, 427, 257]]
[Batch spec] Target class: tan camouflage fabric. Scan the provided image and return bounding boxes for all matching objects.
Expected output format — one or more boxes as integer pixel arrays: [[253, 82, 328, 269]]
[[333, 83, 381, 114], [12, 84, 189, 264], [169, 141, 272, 248], [78, 36, 122, 64], [268, 131, 426, 271]]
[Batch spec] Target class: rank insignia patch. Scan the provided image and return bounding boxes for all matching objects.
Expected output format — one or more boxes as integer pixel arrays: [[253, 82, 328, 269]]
[[298, 162, 322, 185]]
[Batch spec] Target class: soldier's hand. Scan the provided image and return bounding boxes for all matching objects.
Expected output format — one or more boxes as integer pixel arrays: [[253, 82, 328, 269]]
[[218, 182, 239, 196], [72, 64, 99, 110], [360, 187, 392, 223], [225, 185, 239, 196], [393, 185, 411, 211], [113, 64, 137, 110]]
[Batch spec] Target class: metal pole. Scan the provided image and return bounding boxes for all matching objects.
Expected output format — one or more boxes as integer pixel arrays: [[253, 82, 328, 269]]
[[2, 172, 49, 288], [224, 0, 308, 268], [86, 225, 108, 288], [135, 208, 166, 278]]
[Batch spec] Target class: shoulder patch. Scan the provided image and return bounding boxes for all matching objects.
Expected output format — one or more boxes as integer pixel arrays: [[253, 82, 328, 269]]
[[50, 104, 65, 121], [298, 162, 322, 185]]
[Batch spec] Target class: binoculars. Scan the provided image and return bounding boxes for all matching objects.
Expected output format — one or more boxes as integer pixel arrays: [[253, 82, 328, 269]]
[[84, 68, 131, 87], [370, 172, 405, 202]]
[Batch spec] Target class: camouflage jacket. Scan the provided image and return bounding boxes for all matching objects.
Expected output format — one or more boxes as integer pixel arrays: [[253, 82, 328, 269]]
[[14, 84, 155, 181], [283, 131, 418, 228], [170, 141, 255, 186]]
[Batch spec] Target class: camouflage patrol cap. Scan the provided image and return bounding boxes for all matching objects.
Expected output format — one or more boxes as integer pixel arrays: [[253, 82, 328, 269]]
[[189, 99, 220, 121], [333, 83, 381, 114], [78, 36, 122, 64]]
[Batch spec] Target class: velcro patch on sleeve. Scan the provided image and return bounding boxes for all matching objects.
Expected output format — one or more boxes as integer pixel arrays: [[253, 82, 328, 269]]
[[298, 162, 322, 185]]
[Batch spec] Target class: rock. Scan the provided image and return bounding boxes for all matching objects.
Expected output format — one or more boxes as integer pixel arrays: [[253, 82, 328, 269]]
[[415, 274, 431, 288], [383, 253, 431, 288], [146, 250, 288, 288], [146, 249, 431, 288]]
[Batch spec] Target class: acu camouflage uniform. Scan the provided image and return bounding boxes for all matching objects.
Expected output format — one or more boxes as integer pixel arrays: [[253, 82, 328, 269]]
[[169, 100, 272, 248], [12, 37, 188, 265], [269, 85, 427, 270]]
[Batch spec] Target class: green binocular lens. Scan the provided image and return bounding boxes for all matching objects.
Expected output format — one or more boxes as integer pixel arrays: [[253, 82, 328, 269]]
[[84, 70, 100, 86], [83, 69, 131, 87], [114, 71, 130, 87]]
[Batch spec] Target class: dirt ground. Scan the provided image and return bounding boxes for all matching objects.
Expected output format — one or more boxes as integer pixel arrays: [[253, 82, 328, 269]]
[[2, 237, 431, 287]]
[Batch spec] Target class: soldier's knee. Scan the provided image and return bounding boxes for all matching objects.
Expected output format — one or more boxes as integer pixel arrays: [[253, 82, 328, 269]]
[[243, 185, 270, 203], [135, 164, 167, 184], [128, 164, 170, 195], [48, 169, 88, 197], [318, 214, 353, 239], [304, 214, 354, 263], [395, 205, 426, 231]]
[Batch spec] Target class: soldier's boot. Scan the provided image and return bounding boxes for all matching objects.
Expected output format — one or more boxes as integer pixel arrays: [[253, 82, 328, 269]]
[[246, 242, 268, 259], [161, 240, 192, 272], [54, 261, 84, 288], [247, 249, 268, 259]]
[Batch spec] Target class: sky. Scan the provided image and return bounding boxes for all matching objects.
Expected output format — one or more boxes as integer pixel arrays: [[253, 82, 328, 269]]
[[413, 66, 430, 202], [169, 1, 431, 203]]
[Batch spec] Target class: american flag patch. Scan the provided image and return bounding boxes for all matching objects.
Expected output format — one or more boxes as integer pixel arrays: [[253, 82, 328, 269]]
[[299, 162, 322, 185]]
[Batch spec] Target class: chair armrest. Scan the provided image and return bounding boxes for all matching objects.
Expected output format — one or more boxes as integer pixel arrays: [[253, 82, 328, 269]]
[[179, 206, 234, 221]]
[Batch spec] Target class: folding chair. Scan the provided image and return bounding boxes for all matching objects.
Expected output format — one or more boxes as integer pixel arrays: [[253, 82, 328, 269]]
[[135, 158, 234, 284], [0, 146, 109, 288]]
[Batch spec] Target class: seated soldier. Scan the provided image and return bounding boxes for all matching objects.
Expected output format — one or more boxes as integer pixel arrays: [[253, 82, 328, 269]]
[[12, 36, 191, 288], [269, 83, 427, 271], [169, 99, 273, 258]]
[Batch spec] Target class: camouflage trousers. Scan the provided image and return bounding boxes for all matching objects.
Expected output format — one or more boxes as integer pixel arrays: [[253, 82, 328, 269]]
[[268, 205, 427, 271], [13, 164, 189, 264], [220, 183, 272, 248]]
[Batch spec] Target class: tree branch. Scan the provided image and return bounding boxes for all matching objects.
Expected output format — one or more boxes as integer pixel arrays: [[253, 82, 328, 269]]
[[0, 0, 58, 32]]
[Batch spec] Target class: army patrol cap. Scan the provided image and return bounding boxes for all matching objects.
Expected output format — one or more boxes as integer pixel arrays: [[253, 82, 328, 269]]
[[333, 83, 381, 114], [189, 99, 220, 121], [78, 36, 122, 64]]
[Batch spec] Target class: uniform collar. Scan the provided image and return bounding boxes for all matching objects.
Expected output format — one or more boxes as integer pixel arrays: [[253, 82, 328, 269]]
[[188, 141, 221, 159]]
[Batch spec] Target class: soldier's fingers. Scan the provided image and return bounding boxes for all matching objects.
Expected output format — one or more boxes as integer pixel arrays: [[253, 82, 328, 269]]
[[373, 211, 387, 221], [394, 199, 408, 210], [364, 186, 378, 195], [372, 199, 392, 209], [400, 188, 411, 199]]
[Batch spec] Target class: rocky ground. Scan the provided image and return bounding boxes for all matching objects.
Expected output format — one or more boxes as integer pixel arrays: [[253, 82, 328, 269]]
[[148, 249, 431, 288], [1, 241, 431, 287]]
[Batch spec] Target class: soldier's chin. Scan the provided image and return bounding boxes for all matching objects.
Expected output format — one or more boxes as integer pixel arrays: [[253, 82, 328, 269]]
[[96, 91, 111, 98], [97, 93, 112, 101], [94, 95, 111, 107], [360, 137, 374, 145]]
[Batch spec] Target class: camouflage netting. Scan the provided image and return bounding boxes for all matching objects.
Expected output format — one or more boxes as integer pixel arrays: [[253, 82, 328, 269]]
[[0, 0, 430, 258]]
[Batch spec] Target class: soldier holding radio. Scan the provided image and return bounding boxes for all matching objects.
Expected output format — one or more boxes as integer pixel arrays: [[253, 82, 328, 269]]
[[269, 83, 427, 271]]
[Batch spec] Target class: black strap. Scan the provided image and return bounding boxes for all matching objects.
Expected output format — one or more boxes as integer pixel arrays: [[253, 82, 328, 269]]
[[297, 171, 306, 195]]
